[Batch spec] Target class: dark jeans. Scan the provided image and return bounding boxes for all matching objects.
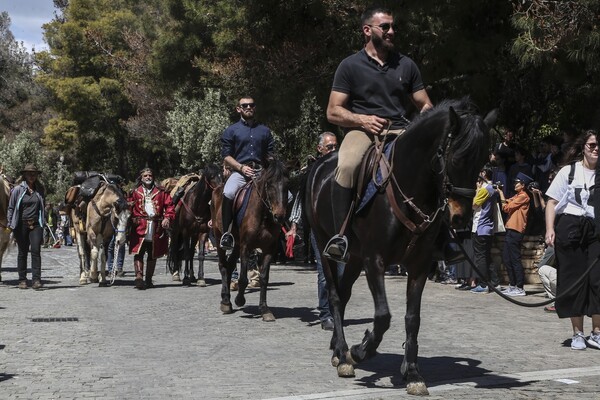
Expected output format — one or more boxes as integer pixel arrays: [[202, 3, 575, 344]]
[[472, 234, 499, 287], [310, 232, 344, 322], [107, 235, 125, 271], [14, 223, 43, 281], [502, 229, 525, 288]]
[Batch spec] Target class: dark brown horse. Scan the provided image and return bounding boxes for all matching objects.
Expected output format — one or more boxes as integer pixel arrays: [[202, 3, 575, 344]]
[[167, 165, 221, 286], [306, 98, 496, 395], [212, 159, 289, 321]]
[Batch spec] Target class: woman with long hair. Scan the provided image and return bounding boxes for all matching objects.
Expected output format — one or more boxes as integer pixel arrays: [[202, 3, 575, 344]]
[[546, 129, 600, 350], [6, 164, 46, 289]]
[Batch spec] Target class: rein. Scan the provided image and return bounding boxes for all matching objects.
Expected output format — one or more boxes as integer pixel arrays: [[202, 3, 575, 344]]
[[180, 179, 211, 223], [250, 168, 281, 221], [382, 127, 465, 256]]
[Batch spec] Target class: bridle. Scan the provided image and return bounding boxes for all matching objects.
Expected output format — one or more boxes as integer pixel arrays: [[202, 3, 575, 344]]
[[251, 168, 285, 221], [180, 174, 217, 224], [383, 122, 476, 256]]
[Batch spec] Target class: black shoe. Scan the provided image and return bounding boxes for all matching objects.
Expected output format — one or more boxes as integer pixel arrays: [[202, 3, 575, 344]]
[[220, 232, 234, 251], [321, 318, 334, 331], [134, 277, 146, 290]]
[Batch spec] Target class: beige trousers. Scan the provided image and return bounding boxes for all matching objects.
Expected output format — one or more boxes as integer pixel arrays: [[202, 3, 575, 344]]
[[334, 128, 404, 189]]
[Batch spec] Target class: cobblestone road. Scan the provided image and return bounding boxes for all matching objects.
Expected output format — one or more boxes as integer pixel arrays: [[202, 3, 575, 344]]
[[1, 244, 599, 399]]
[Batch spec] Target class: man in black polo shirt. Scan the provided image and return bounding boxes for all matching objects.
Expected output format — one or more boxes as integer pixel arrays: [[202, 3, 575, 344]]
[[323, 5, 433, 262]]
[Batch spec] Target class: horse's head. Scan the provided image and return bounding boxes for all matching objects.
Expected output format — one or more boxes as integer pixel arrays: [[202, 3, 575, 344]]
[[203, 164, 223, 190], [106, 184, 131, 246], [256, 158, 289, 224], [443, 104, 496, 228]]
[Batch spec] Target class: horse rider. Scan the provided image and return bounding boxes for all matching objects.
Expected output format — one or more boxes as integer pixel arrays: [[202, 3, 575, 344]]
[[323, 5, 433, 262], [128, 168, 175, 290], [219, 96, 275, 251]]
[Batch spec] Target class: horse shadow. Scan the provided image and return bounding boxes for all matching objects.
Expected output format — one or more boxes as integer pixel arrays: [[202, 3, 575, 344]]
[[355, 353, 530, 391], [240, 305, 316, 322], [0, 278, 79, 290]]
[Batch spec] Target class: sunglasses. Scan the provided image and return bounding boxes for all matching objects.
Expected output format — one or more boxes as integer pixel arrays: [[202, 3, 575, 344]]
[[368, 22, 398, 33], [239, 103, 256, 109], [586, 142, 598, 150], [325, 144, 337, 151]]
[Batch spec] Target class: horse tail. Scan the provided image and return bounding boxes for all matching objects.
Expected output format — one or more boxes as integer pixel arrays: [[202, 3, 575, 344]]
[[167, 232, 182, 274]]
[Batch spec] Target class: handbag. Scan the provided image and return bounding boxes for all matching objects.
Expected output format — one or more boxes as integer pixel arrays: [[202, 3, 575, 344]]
[[493, 200, 506, 234]]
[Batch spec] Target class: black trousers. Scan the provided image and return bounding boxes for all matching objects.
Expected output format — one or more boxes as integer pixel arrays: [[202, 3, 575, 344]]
[[502, 229, 525, 288], [472, 233, 499, 288], [554, 214, 600, 318], [14, 223, 43, 281]]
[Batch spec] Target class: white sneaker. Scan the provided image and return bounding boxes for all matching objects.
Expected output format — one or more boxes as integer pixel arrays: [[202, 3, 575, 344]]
[[587, 331, 600, 349], [572, 332, 587, 350], [501, 285, 516, 294], [506, 287, 526, 297]]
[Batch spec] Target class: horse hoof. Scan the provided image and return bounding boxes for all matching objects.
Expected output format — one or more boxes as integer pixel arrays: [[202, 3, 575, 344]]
[[79, 279, 89, 285], [337, 363, 355, 377], [406, 382, 429, 396], [172, 272, 180, 281], [190, 276, 197, 283], [262, 312, 276, 322], [197, 279, 206, 287], [98, 281, 108, 287], [331, 351, 356, 368], [234, 295, 246, 307], [220, 303, 233, 314], [90, 278, 99, 283], [182, 277, 191, 286]]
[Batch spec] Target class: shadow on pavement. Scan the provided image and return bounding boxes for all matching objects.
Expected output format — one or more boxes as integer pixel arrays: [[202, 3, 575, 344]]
[[354, 353, 528, 390], [0, 373, 15, 383], [240, 305, 317, 322]]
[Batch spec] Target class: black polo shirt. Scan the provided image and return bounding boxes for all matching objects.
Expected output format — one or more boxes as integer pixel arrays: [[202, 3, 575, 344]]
[[331, 48, 425, 129]]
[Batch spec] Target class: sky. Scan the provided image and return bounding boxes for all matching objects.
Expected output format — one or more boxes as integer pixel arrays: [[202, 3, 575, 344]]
[[1, 0, 56, 52]]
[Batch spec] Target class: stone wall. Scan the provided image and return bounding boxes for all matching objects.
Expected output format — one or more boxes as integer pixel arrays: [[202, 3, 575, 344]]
[[491, 234, 545, 284]]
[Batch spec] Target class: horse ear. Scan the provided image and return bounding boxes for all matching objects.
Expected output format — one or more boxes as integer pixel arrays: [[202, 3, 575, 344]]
[[448, 106, 460, 135], [483, 109, 499, 129]]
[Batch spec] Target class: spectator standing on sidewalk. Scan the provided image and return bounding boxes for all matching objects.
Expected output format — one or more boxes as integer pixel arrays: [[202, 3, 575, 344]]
[[7, 164, 46, 290], [546, 129, 600, 350], [287, 131, 339, 330], [470, 168, 500, 293], [497, 172, 533, 297]]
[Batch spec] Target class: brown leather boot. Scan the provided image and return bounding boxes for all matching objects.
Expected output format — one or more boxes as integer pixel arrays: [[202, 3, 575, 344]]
[[134, 260, 146, 290], [145, 259, 156, 289]]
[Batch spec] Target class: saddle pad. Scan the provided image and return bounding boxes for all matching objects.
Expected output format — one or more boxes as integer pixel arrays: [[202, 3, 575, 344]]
[[356, 141, 394, 214], [235, 185, 253, 227]]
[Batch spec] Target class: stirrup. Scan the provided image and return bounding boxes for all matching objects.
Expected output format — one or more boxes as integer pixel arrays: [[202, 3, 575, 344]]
[[220, 232, 235, 251], [323, 235, 349, 263]]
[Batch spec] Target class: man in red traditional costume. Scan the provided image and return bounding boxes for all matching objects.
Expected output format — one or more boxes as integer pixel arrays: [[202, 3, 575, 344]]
[[128, 168, 175, 290]]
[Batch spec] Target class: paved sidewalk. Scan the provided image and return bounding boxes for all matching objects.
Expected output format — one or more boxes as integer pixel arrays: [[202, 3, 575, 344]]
[[1, 244, 599, 399]]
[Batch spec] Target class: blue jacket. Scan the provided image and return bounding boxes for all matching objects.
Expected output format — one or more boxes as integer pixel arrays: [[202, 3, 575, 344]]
[[7, 181, 45, 230]]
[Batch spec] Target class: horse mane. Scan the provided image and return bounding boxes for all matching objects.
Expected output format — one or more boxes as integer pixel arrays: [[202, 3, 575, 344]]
[[257, 159, 288, 191], [411, 97, 488, 166]]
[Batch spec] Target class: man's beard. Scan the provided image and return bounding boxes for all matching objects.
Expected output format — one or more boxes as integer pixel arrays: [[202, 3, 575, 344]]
[[142, 179, 154, 188], [372, 33, 394, 52]]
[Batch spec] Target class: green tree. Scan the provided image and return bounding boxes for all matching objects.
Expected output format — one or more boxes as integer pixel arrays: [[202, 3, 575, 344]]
[[166, 88, 229, 171]]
